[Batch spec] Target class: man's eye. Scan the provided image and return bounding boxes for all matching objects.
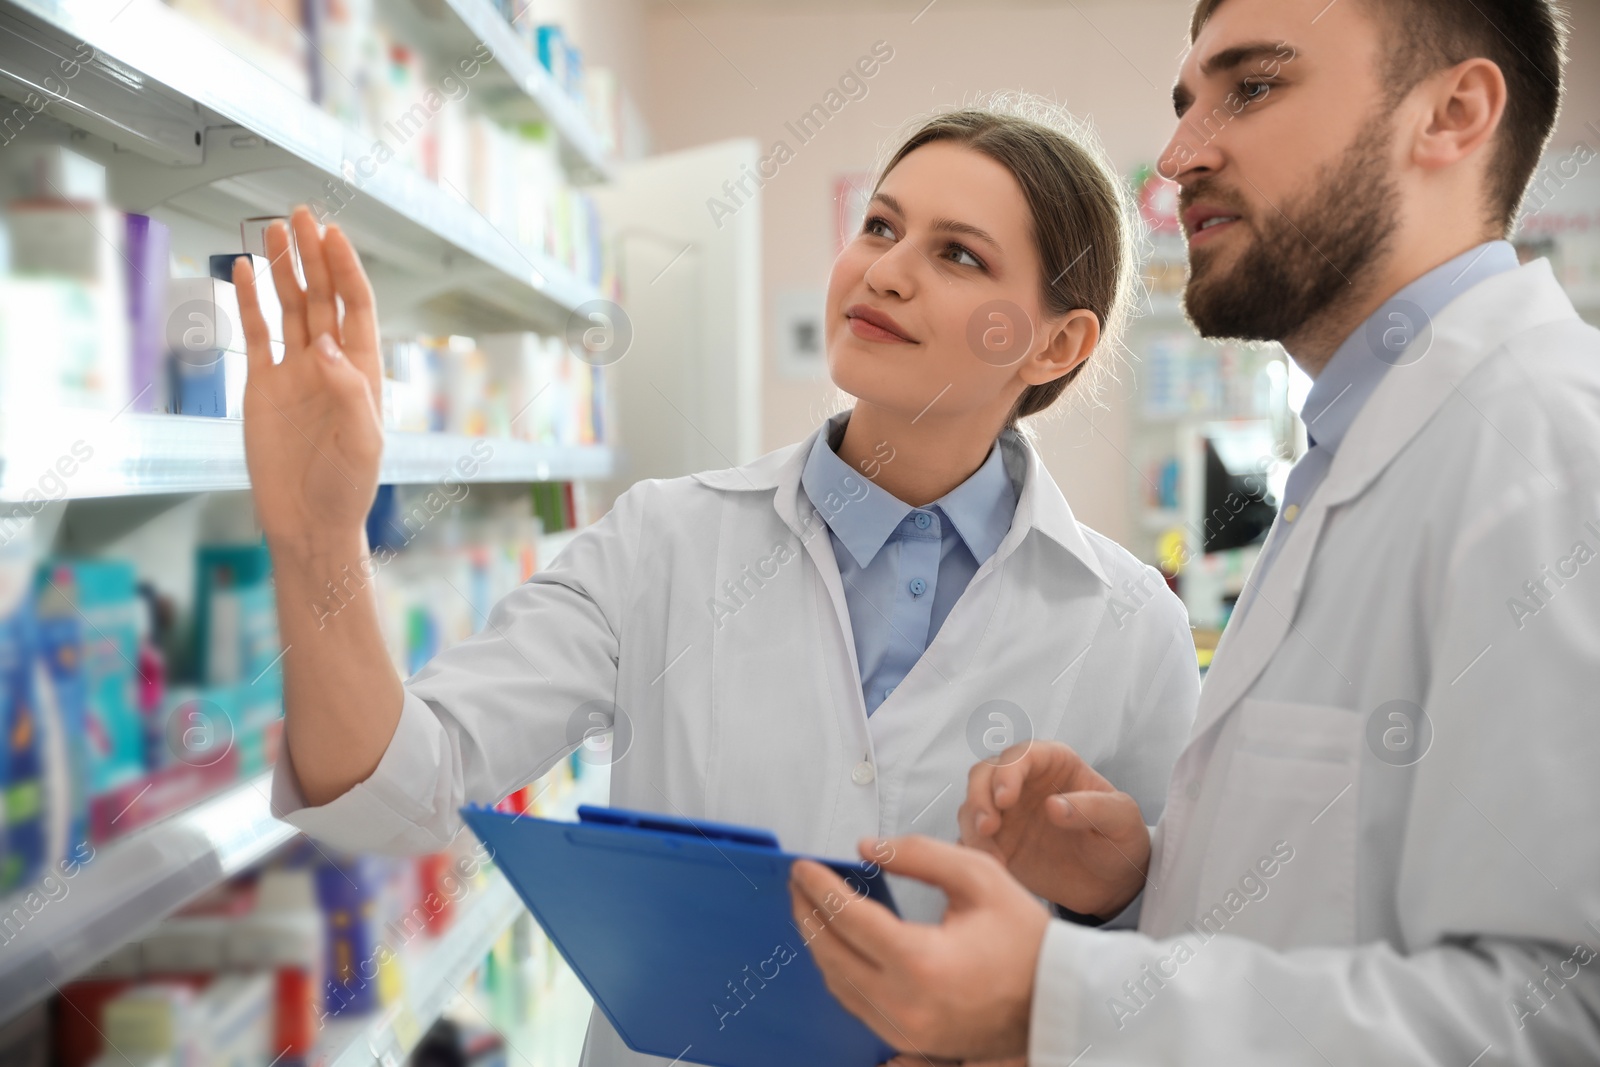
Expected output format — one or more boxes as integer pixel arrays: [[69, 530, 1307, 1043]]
[[1240, 78, 1272, 101]]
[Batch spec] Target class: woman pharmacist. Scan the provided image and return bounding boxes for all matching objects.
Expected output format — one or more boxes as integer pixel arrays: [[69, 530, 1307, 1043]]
[[240, 103, 1199, 1065]]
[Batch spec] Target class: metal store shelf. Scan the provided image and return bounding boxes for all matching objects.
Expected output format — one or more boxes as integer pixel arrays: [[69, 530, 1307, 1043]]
[[0, 762, 611, 1031], [0, 772, 296, 1021], [0, 410, 614, 501]]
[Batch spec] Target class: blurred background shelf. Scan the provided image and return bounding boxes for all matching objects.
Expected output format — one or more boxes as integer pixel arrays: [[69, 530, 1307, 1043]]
[[377, 0, 613, 182], [315, 763, 609, 1067], [0, 771, 295, 1022], [0, 412, 615, 501], [0, 760, 610, 1032], [0, 0, 605, 333]]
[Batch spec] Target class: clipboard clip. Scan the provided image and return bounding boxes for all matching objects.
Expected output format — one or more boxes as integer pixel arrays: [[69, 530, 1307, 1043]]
[[577, 804, 782, 849]]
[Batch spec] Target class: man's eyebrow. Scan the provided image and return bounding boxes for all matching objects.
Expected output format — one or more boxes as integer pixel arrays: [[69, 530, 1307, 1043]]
[[1200, 41, 1293, 78]]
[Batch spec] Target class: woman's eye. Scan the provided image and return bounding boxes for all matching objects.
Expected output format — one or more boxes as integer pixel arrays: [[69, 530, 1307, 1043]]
[[863, 216, 895, 239], [947, 244, 983, 269]]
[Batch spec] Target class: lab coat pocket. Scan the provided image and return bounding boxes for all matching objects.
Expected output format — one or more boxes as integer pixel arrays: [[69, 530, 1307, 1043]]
[[1190, 699, 1360, 950]]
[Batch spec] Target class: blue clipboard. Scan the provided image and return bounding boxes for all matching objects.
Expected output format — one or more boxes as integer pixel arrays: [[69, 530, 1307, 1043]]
[[460, 803, 899, 1067]]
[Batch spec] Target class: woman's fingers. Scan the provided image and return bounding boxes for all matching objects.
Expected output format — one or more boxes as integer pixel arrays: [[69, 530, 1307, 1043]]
[[291, 206, 340, 347], [322, 222, 383, 393], [264, 219, 308, 350], [232, 255, 275, 378]]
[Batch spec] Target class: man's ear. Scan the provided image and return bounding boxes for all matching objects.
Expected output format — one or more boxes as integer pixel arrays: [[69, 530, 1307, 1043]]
[[1411, 57, 1507, 173], [1020, 309, 1100, 387]]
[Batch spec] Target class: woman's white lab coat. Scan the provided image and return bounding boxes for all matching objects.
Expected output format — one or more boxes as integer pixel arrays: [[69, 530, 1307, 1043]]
[[273, 418, 1200, 1066], [1029, 258, 1600, 1065]]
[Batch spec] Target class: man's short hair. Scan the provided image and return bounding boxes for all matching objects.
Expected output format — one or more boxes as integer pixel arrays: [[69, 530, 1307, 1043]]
[[1189, 0, 1569, 234]]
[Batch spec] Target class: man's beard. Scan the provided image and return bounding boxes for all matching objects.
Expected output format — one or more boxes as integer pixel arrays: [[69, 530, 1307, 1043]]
[[1182, 118, 1400, 344]]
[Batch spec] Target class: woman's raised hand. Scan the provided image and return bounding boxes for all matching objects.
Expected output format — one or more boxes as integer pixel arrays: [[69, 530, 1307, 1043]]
[[234, 206, 384, 557]]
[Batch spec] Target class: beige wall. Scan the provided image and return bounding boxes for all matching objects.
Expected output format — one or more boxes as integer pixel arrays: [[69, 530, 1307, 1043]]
[[634, 0, 1600, 545]]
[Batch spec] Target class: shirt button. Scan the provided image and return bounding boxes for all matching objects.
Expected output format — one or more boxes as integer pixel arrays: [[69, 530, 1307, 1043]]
[[852, 761, 876, 785], [1186, 781, 1201, 800], [913, 511, 932, 530], [909, 577, 927, 597], [1283, 503, 1301, 523]]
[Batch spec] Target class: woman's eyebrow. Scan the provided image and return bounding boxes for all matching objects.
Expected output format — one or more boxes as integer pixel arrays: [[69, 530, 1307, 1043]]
[[870, 191, 992, 251], [930, 216, 1000, 249], [873, 193, 1000, 249]]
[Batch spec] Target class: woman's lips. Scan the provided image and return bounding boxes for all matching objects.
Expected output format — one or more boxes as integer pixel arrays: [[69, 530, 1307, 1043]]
[[845, 304, 916, 343], [848, 316, 912, 343]]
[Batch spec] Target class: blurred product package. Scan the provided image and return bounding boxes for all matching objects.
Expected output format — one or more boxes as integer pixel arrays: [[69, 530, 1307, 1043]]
[[0, 146, 167, 415], [382, 332, 606, 446], [164, 263, 286, 419], [1, 147, 128, 414]]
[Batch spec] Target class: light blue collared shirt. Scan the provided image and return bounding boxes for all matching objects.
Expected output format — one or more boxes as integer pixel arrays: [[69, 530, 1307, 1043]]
[[800, 417, 1017, 716], [1245, 240, 1521, 597]]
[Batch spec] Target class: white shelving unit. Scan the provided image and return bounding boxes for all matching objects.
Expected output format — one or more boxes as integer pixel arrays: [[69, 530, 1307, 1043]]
[[0, 411, 614, 501], [0, 0, 624, 1047], [0, 0, 606, 334]]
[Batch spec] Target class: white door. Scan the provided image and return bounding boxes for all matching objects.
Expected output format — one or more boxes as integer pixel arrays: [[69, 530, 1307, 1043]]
[[590, 139, 763, 507]]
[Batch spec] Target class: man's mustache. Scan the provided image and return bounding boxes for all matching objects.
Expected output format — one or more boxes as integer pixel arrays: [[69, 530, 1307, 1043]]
[[1178, 177, 1250, 221]]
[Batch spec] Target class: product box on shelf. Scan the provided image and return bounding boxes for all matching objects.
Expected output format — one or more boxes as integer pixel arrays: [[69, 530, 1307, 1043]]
[[165, 275, 284, 419], [168, 0, 314, 100], [0, 277, 113, 415], [34, 601, 94, 856], [195, 543, 275, 686], [35, 561, 144, 797], [0, 571, 44, 895], [4, 199, 131, 415], [125, 214, 171, 415]]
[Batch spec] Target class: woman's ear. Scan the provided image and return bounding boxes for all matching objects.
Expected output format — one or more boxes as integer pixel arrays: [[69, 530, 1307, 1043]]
[[1019, 309, 1099, 386]]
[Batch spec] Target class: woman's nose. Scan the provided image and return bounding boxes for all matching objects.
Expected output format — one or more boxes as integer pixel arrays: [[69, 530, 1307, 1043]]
[[863, 239, 918, 299]]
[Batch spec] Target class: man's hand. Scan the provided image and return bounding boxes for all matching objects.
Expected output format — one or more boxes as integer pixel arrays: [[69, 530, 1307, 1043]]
[[958, 740, 1151, 919], [789, 836, 1049, 1063]]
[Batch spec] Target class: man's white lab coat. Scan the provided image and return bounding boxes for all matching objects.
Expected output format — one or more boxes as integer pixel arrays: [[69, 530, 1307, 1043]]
[[1030, 259, 1600, 1065]]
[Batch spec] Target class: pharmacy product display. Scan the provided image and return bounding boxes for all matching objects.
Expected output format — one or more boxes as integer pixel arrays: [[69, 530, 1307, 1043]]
[[28, 757, 594, 1067], [0, 144, 612, 436], [167, 0, 623, 164], [0, 0, 630, 1058]]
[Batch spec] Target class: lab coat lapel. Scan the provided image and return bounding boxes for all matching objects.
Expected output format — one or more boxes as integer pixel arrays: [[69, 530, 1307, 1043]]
[[1187, 507, 1323, 740], [1186, 259, 1579, 743], [1316, 258, 1578, 511], [692, 424, 869, 716]]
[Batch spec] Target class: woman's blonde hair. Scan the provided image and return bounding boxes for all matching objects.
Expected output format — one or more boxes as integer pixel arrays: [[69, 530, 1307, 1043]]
[[872, 93, 1141, 424]]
